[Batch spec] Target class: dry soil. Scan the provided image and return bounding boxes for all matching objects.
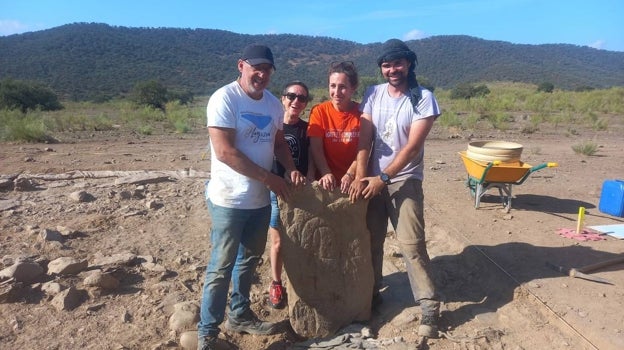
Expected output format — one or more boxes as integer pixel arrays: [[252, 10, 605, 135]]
[[1, 117, 623, 350]]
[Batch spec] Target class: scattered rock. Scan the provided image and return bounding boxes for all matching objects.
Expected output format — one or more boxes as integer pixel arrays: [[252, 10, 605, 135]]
[[86, 302, 106, 313], [118, 190, 133, 200], [121, 309, 132, 323], [47, 257, 88, 275], [41, 281, 64, 298], [138, 255, 156, 264], [0, 261, 44, 283], [40, 228, 63, 243], [142, 262, 167, 273], [14, 177, 38, 191], [168, 301, 199, 332], [56, 226, 79, 237], [0, 280, 24, 303], [179, 331, 198, 350], [146, 200, 160, 209], [68, 190, 95, 203], [91, 252, 137, 267], [9, 316, 21, 331], [0, 177, 16, 191], [83, 270, 120, 290], [132, 188, 146, 199], [51, 286, 85, 311]]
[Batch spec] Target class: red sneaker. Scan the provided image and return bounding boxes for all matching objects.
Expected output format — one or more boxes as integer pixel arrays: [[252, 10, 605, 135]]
[[269, 280, 286, 309]]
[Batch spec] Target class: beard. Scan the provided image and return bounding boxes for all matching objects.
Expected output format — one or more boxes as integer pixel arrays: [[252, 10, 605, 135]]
[[386, 72, 407, 88]]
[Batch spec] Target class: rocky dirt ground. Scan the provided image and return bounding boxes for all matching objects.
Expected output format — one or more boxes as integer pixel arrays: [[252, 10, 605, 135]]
[[1, 116, 623, 350]]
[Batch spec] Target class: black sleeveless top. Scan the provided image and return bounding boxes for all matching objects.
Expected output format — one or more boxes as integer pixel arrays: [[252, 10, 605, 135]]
[[272, 119, 309, 177]]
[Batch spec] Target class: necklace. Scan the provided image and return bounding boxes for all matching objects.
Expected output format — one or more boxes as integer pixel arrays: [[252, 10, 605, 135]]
[[381, 91, 408, 143]]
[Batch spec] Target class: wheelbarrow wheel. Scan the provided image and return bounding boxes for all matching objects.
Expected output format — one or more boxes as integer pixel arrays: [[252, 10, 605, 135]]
[[502, 199, 511, 213]]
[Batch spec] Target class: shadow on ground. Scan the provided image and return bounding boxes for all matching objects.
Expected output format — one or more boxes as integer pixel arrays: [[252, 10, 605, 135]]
[[372, 242, 622, 334]]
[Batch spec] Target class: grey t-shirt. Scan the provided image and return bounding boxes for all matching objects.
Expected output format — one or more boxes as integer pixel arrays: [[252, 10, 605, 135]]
[[360, 83, 440, 182]]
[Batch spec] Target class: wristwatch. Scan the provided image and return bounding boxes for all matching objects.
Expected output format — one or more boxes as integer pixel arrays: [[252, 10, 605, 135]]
[[379, 172, 391, 184]]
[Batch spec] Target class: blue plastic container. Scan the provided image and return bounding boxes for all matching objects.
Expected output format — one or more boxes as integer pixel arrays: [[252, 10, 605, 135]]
[[599, 180, 624, 217]]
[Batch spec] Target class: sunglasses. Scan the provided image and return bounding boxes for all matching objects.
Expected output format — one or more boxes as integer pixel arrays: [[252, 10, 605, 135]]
[[283, 92, 308, 103], [330, 61, 355, 68]]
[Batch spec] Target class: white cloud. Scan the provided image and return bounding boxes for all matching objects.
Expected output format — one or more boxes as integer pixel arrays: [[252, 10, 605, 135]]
[[0, 20, 28, 36], [266, 29, 279, 35], [403, 29, 427, 41], [589, 39, 605, 50]]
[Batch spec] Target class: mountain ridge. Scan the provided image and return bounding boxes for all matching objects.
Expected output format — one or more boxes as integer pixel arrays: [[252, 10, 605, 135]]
[[1, 23, 623, 100]]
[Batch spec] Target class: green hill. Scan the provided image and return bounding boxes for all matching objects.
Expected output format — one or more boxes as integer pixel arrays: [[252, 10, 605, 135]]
[[1, 23, 623, 101]]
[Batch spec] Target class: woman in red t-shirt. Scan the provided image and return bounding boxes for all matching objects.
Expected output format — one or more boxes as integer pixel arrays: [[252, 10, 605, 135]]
[[308, 61, 361, 193]]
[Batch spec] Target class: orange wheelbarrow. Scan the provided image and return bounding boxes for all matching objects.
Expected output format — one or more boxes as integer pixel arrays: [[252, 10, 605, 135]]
[[459, 151, 558, 212]]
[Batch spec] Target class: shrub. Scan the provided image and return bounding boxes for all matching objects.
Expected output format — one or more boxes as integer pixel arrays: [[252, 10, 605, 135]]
[[473, 84, 490, 97], [463, 113, 480, 129], [0, 109, 50, 142], [0, 79, 63, 112], [537, 82, 554, 93], [450, 83, 475, 99], [437, 111, 463, 128], [165, 101, 203, 133], [132, 80, 168, 111], [450, 83, 490, 99], [574, 85, 595, 92], [486, 112, 512, 130], [572, 141, 598, 156], [168, 89, 194, 105], [136, 125, 153, 135], [521, 125, 539, 134], [416, 75, 435, 92]]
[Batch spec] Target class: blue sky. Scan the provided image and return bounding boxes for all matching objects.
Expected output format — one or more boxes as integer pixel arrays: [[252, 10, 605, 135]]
[[1, 0, 623, 52]]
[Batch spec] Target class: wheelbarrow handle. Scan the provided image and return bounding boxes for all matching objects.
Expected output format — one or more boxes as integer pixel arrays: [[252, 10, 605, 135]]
[[530, 162, 558, 172]]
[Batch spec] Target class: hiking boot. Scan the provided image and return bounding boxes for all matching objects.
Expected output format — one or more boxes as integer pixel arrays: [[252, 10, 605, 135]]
[[269, 280, 286, 309], [418, 314, 439, 338], [418, 299, 440, 338], [197, 335, 217, 350], [225, 309, 277, 335]]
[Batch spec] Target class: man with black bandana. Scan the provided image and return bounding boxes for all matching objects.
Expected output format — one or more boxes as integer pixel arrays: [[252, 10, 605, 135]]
[[351, 38, 442, 340]]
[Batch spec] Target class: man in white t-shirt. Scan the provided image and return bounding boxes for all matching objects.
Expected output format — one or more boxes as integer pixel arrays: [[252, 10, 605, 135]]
[[197, 44, 305, 350], [352, 39, 442, 342]]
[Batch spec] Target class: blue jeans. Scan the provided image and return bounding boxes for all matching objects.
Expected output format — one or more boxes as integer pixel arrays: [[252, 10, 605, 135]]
[[197, 199, 270, 337], [269, 191, 279, 229]]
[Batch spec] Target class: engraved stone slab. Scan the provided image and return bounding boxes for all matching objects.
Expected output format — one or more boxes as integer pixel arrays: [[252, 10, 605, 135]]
[[279, 182, 373, 338]]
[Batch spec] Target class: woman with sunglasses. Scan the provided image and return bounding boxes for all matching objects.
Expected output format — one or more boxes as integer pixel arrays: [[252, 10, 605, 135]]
[[308, 61, 361, 193], [267, 81, 314, 309]]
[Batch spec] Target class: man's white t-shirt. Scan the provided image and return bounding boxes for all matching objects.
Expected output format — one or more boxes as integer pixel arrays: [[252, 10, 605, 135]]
[[206, 81, 283, 209]]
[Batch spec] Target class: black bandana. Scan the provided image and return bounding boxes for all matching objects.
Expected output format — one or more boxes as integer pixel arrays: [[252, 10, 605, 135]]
[[377, 39, 421, 109]]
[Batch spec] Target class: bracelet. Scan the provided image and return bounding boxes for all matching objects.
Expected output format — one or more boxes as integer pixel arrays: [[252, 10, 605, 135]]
[[345, 173, 354, 179]]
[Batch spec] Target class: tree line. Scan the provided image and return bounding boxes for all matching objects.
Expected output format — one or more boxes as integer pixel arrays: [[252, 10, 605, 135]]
[[1, 23, 623, 102]]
